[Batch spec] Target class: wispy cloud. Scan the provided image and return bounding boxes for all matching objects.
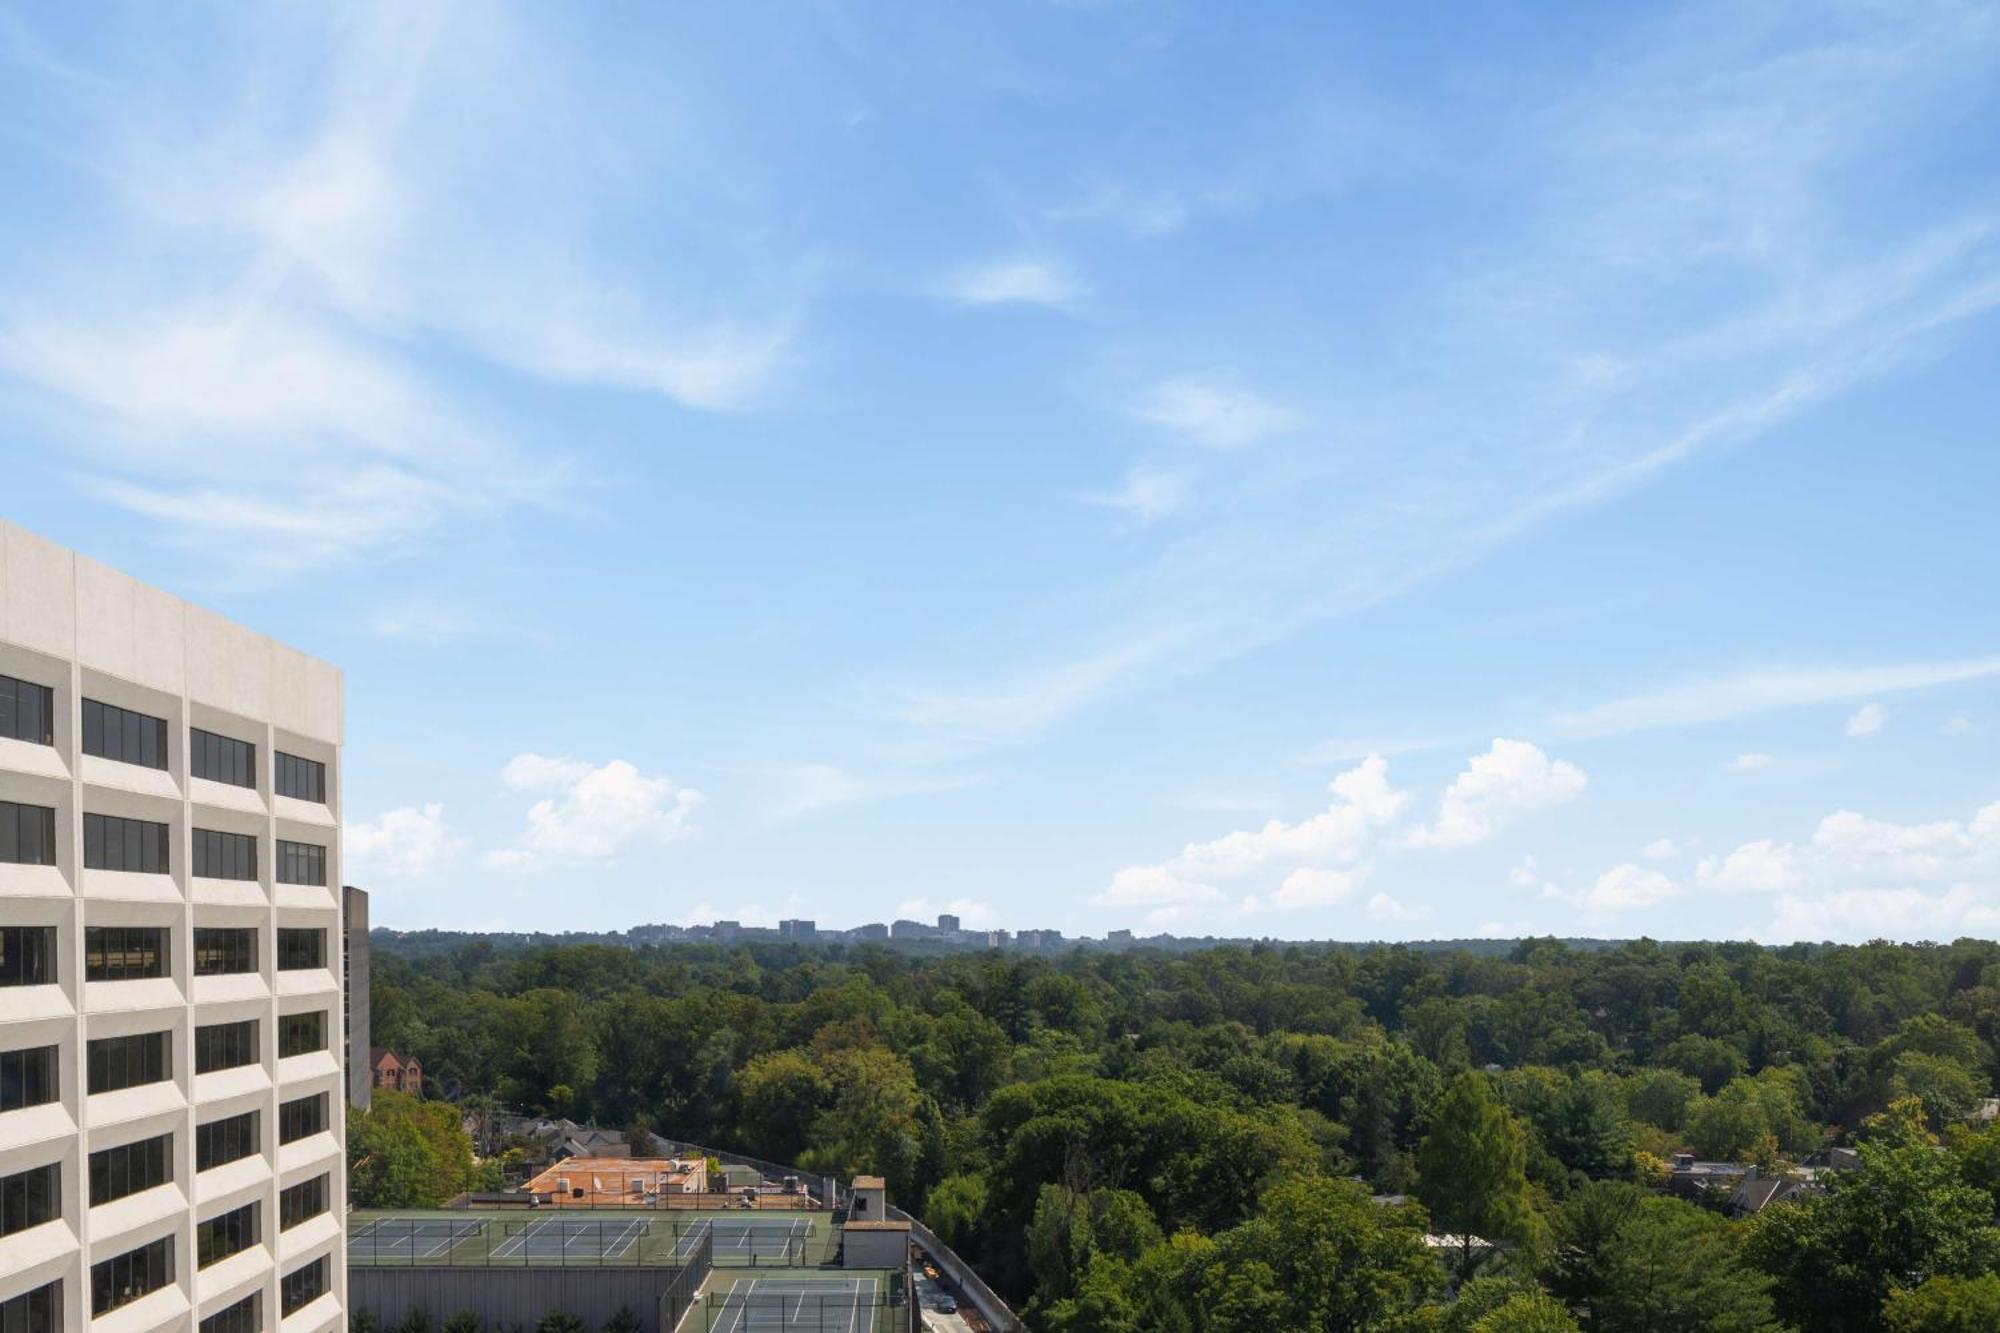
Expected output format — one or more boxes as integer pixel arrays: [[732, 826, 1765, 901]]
[[1846, 702, 1887, 737], [755, 762, 982, 823], [1553, 656, 2000, 737], [941, 257, 1084, 308], [896, 2, 2000, 755], [1083, 469, 1190, 522], [1134, 376, 1300, 448], [0, 5, 793, 582]]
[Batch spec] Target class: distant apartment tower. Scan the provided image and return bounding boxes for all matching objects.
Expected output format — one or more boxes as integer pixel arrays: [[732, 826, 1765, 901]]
[[936, 913, 960, 934], [0, 520, 348, 1333], [342, 885, 370, 1110], [890, 918, 937, 940], [854, 922, 888, 940], [778, 919, 817, 942]]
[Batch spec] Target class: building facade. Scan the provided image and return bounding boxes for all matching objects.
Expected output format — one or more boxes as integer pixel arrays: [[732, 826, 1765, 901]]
[[340, 887, 369, 1112], [0, 520, 347, 1333], [367, 1049, 420, 1097]]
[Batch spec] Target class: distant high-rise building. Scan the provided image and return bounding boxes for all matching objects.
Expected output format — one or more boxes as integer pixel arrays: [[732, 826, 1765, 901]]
[[779, 918, 817, 941], [343, 885, 371, 1109], [936, 913, 961, 933], [0, 520, 349, 1332], [1107, 929, 1134, 948], [855, 922, 889, 940], [891, 919, 937, 940], [713, 920, 741, 941]]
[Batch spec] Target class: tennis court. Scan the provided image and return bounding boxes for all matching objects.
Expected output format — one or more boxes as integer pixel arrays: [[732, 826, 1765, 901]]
[[348, 1217, 488, 1261], [672, 1216, 811, 1262], [489, 1215, 649, 1260], [702, 1277, 881, 1333]]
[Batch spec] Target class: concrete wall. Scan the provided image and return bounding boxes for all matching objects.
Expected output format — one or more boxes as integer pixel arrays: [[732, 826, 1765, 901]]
[[842, 1226, 910, 1269], [350, 1266, 691, 1333], [342, 885, 371, 1110], [0, 519, 347, 1333]]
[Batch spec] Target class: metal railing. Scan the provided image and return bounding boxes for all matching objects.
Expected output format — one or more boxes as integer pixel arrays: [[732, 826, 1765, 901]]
[[347, 1217, 808, 1269]]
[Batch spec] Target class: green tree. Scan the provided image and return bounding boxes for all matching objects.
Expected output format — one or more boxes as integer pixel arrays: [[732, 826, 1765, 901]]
[[1193, 1175, 1440, 1331], [441, 1314, 482, 1333], [1418, 1073, 1537, 1278], [348, 1090, 479, 1208], [1882, 1275, 2000, 1333], [1888, 1051, 1984, 1129], [1564, 1184, 1777, 1331], [536, 1314, 585, 1333], [1746, 1100, 2000, 1332]]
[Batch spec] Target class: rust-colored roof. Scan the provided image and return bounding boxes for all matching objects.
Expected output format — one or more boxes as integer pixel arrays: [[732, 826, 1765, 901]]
[[843, 1219, 911, 1230], [851, 1175, 886, 1189]]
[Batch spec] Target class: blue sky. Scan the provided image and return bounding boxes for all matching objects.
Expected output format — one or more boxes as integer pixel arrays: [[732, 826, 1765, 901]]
[[3, 1, 1998, 941]]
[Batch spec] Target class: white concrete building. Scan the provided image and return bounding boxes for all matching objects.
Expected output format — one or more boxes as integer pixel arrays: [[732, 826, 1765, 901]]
[[0, 520, 346, 1333]]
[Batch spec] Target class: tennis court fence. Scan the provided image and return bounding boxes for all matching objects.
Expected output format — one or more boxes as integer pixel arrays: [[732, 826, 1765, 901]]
[[348, 1216, 811, 1268], [676, 1288, 906, 1333]]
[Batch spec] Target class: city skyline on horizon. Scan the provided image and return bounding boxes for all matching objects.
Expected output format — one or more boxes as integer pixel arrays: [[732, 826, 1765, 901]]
[[2, 3, 1997, 944]]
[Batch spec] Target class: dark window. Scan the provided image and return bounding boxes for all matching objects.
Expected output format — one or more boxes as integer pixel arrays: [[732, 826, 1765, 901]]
[[278, 1174, 328, 1230], [193, 928, 257, 976], [83, 926, 168, 982], [88, 1133, 171, 1205], [0, 1162, 59, 1238], [91, 1235, 173, 1315], [195, 1020, 258, 1074], [278, 1093, 326, 1144], [279, 1256, 328, 1316], [83, 813, 169, 874], [196, 1111, 259, 1171], [0, 802, 56, 867], [277, 1012, 324, 1058], [0, 674, 53, 746], [0, 927, 56, 987], [0, 1280, 60, 1333], [274, 752, 326, 804], [87, 1031, 172, 1094], [193, 828, 258, 881], [196, 1201, 259, 1268], [274, 841, 326, 887], [81, 699, 167, 770], [0, 1044, 57, 1112], [190, 728, 255, 789], [200, 1293, 260, 1333], [276, 928, 323, 971]]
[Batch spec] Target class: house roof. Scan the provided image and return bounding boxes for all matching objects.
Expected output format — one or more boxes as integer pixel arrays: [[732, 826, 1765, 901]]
[[844, 1220, 911, 1231], [852, 1175, 886, 1190]]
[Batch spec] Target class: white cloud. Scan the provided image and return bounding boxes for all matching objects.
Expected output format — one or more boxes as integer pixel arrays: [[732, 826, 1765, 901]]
[[1697, 839, 1797, 893], [1846, 702, 1886, 736], [1554, 657, 2000, 737], [1944, 713, 1976, 735], [1273, 866, 1361, 908], [346, 803, 463, 877], [1099, 754, 1407, 918], [1557, 863, 1679, 914], [1134, 376, 1300, 448], [486, 754, 702, 871], [1729, 752, 1773, 772], [1764, 886, 2000, 944], [1085, 469, 1190, 522], [1641, 837, 1678, 860], [1408, 739, 1587, 848], [941, 258, 1083, 308], [1682, 796, 2000, 941], [1364, 893, 1427, 924]]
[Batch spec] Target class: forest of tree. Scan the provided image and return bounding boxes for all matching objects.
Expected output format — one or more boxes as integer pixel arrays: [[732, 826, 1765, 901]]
[[367, 932, 2000, 1332]]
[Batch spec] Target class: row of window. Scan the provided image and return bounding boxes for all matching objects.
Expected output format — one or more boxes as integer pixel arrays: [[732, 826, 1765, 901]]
[[1, 1016, 328, 1108], [278, 1092, 327, 1144], [2, 1158, 329, 1233], [7, 674, 331, 802], [63, 1238, 325, 1321], [4, 802, 330, 885], [196, 1200, 258, 1267], [0, 1044, 55, 1111], [0, 925, 328, 986], [89, 1031, 171, 1093], [202, 1292, 260, 1333]]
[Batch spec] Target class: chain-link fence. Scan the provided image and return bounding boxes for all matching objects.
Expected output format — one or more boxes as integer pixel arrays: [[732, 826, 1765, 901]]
[[680, 1284, 906, 1333], [347, 1216, 813, 1269]]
